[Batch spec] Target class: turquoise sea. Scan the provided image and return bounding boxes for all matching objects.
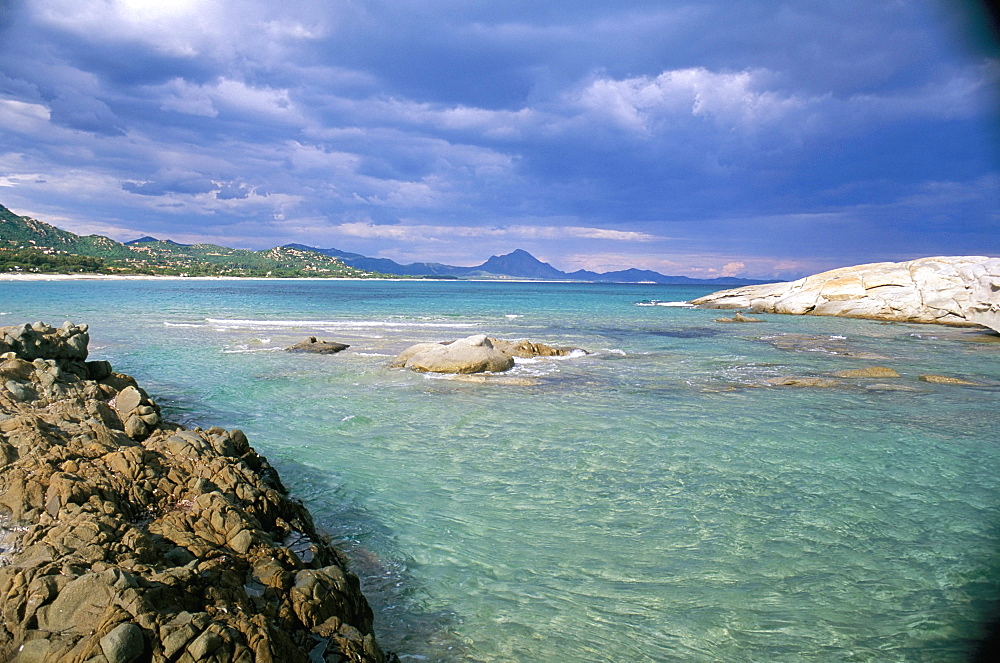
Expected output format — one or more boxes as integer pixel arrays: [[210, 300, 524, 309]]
[[2, 278, 999, 662]]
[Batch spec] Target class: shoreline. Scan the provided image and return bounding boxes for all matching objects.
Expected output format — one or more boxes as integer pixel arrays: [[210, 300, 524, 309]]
[[0, 273, 630, 284], [0, 321, 395, 662]]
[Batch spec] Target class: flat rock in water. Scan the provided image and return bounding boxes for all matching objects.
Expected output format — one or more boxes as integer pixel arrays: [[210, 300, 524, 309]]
[[764, 376, 843, 388], [691, 256, 1000, 333], [833, 366, 900, 378], [287, 336, 350, 354], [919, 374, 988, 386]]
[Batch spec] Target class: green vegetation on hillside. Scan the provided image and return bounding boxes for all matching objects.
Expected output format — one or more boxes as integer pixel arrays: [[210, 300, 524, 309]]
[[0, 205, 388, 278], [0, 247, 105, 273]]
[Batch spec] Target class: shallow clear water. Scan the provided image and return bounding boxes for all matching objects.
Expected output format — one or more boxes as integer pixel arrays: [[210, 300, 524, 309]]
[[2, 278, 999, 662]]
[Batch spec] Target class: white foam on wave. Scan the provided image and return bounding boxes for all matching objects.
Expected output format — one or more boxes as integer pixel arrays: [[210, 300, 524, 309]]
[[355, 352, 393, 357], [512, 348, 588, 365], [505, 314, 523, 319], [206, 318, 479, 330], [164, 322, 205, 328], [221, 346, 284, 354], [636, 301, 695, 307]]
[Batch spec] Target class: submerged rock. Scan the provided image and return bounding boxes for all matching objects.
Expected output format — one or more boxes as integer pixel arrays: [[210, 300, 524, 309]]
[[918, 374, 988, 386], [714, 311, 764, 323], [761, 333, 887, 359], [764, 376, 843, 388], [832, 366, 901, 378], [286, 337, 350, 354], [0, 322, 393, 663], [691, 256, 1000, 333]]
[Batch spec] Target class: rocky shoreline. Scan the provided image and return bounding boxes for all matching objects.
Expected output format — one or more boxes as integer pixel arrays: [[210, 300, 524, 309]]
[[0, 322, 393, 662]]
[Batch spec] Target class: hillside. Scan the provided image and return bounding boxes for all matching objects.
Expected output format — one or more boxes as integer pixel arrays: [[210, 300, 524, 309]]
[[0, 205, 381, 278]]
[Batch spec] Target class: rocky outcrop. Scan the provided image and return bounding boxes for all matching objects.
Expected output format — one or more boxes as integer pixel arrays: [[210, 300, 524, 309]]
[[0, 322, 392, 663], [486, 339, 581, 359], [286, 337, 350, 354], [690, 256, 1000, 333], [393, 335, 585, 374]]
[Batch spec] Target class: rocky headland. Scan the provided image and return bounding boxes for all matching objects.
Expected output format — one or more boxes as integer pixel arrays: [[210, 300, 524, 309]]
[[690, 256, 1000, 333], [0, 322, 392, 662]]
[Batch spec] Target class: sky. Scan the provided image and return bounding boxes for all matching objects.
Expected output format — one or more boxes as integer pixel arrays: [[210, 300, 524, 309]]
[[0, 1, 997, 279]]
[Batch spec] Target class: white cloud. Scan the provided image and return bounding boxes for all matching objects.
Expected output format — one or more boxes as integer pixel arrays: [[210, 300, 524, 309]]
[[562, 251, 816, 279], [719, 261, 745, 277], [0, 100, 52, 134], [156, 79, 218, 117], [568, 60, 998, 140], [213, 79, 298, 119], [330, 221, 660, 243], [31, 0, 214, 57], [573, 67, 808, 134]]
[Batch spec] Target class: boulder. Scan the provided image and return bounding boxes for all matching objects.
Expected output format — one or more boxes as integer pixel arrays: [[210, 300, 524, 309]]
[[690, 256, 1000, 333], [394, 334, 515, 374], [393, 335, 587, 374], [286, 337, 350, 354]]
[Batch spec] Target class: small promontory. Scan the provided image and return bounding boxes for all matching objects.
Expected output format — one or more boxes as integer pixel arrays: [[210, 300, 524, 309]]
[[0, 322, 393, 662], [690, 256, 1000, 333]]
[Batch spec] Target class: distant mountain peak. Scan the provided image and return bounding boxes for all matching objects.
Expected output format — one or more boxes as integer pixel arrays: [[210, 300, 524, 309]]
[[477, 250, 565, 279]]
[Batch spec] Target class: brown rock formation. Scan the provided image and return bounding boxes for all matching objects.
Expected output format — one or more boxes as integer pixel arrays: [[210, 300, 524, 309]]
[[0, 322, 393, 663]]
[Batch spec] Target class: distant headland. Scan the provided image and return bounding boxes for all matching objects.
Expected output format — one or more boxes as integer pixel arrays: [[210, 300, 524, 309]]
[[0, 204, 767, 285]]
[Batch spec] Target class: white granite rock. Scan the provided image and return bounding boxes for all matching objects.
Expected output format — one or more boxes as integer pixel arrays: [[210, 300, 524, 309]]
[[690, 256, 1000, 333]]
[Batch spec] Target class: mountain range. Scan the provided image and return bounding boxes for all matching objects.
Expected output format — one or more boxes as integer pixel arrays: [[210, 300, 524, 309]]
[[283, 245, 769, 285], [0, 203, 767, 283]]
